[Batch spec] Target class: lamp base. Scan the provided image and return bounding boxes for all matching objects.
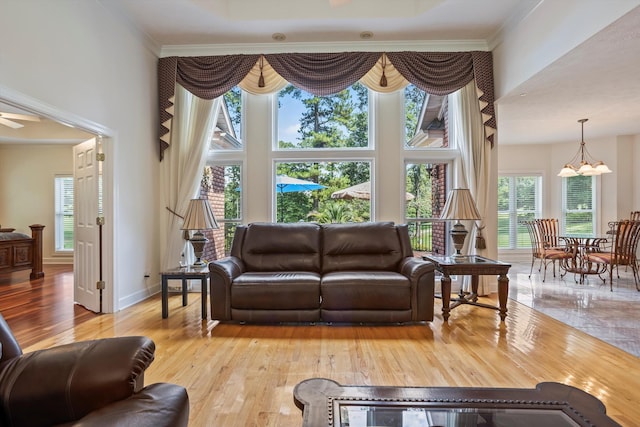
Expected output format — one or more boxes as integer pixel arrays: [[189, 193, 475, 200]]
[[449, 221, 469, 259], [189, 231, 209, 268]]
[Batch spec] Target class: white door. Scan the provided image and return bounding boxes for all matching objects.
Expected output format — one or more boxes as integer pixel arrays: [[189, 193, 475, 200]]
[[73, 138, 101, 312]]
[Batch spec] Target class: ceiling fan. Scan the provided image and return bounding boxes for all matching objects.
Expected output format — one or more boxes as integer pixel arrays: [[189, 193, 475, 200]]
[[0, 111, 41, 129]]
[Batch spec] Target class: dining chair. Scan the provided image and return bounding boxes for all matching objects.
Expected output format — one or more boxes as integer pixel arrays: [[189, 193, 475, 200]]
[[584, 220, 640, 291], [630, 211, 640, 221], [522, 219, 572, 282]]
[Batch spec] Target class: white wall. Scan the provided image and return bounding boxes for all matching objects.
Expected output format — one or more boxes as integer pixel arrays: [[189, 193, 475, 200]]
[[0, 144, 73, 263], [493, 0, 640, 99], [1, 0, 160, 312]]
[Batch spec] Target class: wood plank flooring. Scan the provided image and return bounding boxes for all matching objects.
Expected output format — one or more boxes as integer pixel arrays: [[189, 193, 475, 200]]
[[1, 265, 638, 426]]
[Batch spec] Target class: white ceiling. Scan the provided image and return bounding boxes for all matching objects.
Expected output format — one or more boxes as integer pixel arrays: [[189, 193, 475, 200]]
[[3, 0, 640, 146]]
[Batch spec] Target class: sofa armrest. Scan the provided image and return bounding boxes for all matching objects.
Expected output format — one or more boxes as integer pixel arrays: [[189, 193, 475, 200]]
[[399, 257, 436, 321], [399, 256, 435, 279], [209, 256, 244, 320], [0, 336, 155, 427], [209, 256, 244, 281], [69, 383, 189, 427]]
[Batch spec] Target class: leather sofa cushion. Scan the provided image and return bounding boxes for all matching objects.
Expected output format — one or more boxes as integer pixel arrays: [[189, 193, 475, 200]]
[[241, 222, 321, 272], [322, 222, 403, 273], [321, 271, 410, 310], [232, 272, 321, 309]]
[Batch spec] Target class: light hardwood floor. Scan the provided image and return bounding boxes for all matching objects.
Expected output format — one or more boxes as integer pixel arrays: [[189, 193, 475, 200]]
[[2, 265, 639, 426]]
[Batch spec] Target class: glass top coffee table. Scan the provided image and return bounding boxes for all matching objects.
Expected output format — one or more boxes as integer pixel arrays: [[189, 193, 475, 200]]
[[294, 378, 620, 427]]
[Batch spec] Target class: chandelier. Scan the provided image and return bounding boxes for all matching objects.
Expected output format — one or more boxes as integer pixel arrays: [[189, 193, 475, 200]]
[[557, 119, 612, 177]]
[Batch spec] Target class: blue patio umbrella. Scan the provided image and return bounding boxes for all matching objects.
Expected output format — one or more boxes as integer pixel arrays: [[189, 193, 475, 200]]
[[276, 175, 325, 221]]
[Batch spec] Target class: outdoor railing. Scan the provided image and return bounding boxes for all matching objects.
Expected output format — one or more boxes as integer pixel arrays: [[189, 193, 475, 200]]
[[406, 219, 434, 252]]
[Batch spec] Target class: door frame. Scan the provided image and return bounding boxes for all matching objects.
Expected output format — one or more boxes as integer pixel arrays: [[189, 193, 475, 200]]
[[0, 84, 116, 313]]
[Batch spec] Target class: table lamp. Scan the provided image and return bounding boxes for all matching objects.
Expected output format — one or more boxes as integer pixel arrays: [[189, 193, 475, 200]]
[[181, 198, 219, 267], [440, 188, 481, 259]]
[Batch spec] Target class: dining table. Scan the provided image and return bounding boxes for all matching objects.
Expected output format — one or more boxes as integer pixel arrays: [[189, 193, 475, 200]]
[[558, 235, 608, 284]]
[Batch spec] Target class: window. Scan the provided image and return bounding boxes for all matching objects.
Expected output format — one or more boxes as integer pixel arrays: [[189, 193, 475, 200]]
[[404, 162, 447, 253], [562, 175, 596, 236], [277, 83, 369, 149], [211, 86, 243, 151], [207, 86, 245, 254], [54, 175, 73, 252], [208, 164, 242, 255], [497, 175, 541, 249], [275, 161, 371, 223], [404, 84, 446, 149]]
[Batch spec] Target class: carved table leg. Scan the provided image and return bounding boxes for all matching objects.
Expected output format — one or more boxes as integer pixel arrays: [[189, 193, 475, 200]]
[[498, 273, 509, 321], [441, 274, 452, 321], [470, 274, 479, 302]]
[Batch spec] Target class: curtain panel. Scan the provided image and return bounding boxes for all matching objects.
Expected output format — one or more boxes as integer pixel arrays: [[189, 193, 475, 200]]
[[158, 51, 496, 160]]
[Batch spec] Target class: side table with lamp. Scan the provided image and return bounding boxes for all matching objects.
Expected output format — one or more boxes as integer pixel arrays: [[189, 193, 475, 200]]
[[160, 198, 219, 319], [426, 189, 512, 321]]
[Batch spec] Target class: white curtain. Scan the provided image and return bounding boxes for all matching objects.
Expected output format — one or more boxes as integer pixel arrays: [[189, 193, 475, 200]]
[[449, 79, 495, 295], [160, 83, 221, 270]]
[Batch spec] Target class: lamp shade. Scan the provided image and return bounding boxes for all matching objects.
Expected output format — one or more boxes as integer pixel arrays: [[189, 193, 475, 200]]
[[182, 198, 219, 230], [440, 189, 481, 221]]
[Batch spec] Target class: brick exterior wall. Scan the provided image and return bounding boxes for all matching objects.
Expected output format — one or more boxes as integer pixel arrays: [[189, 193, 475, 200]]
[[431, 164, 447, 255], [430, 103, 449, 255]]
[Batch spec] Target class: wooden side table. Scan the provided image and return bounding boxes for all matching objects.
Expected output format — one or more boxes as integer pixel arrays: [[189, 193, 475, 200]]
[[160, 266, 209, 319], [422, 255, 511, 321]]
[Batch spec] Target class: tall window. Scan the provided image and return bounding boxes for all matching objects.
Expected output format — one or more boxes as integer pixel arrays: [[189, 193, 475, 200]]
[[277, 83, 369, 149], [54, 175, 74, 252], [405, 162, 446, 252], [208, 86, 244, 254], [562, 175, 596, 236], [497, 175, 541, 249]]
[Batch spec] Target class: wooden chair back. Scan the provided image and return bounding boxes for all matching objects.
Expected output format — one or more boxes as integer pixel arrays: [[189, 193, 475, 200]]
[[535, 218, 563, 250], [522, 220, 544, 258], [630, 211, 640, 221], [607, 220, 640, 265]]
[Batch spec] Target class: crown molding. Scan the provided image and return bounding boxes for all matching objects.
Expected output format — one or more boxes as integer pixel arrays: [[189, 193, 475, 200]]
[[0, 85, 114, 138], [160, 39, 489, 57]]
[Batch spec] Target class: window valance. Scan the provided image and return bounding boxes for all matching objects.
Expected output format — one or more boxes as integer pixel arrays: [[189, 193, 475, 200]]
[[158, 51, 496, 160]]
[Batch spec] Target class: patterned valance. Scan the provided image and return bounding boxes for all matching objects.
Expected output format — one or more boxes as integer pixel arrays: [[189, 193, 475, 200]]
[[158, 51, 496, 160]]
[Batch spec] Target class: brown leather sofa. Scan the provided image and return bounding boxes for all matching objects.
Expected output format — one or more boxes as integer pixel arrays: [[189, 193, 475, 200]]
[[0, 313, 189, 427], [209, 221, 435, 323]]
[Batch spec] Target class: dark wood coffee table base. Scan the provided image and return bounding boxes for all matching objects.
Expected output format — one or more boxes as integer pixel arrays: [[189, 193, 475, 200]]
[[294, 378, 621, 427]]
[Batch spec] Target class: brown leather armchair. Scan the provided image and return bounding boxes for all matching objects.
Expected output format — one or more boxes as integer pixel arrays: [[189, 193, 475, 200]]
[[0, 313, 189, 427]]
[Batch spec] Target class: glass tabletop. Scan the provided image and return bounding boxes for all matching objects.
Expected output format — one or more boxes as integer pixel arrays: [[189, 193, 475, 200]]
[[339, 404, 580, 427]]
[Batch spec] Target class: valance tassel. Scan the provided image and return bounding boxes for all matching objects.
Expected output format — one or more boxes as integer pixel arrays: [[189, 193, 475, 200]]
[[258, 56, 266, 88], [379, 54, 388, 87], [379, 72, 387, 87]]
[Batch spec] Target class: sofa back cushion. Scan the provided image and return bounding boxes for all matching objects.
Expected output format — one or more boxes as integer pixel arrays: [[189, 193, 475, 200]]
[[321, 222, 403, 273], [241, 222, 322, 272]]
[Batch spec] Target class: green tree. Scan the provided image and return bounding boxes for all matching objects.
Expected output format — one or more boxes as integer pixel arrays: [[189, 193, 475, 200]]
[[223, 87, 242, 139], [405, 164, 433, 218], [279, 83, 368, 149]]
